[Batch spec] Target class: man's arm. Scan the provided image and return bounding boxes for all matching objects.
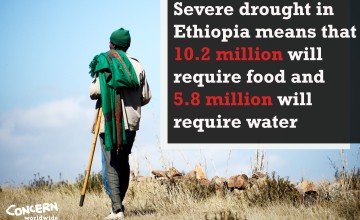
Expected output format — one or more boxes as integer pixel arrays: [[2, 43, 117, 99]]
[[89, 74, 101, 100], [141, 70, 151, 106]]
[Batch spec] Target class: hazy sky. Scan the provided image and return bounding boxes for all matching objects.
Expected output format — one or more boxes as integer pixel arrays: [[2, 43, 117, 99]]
[[0, 0, 358, 186]]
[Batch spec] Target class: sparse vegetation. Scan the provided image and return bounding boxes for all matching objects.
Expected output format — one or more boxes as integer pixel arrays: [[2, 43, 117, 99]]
[[25, 171, 104, 194], [1, 148, 359, 219], [1, 170, 359, 220]]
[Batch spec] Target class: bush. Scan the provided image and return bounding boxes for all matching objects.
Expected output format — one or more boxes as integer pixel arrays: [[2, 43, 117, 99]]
[[75, 171, 104, 194], [335, 168, 360, 190], [243, 172, 301, 206], [26, 173, 54, 191], [179, 178, 213, 200], [25, 171, 104, 194], [329, 149, 360, 191]]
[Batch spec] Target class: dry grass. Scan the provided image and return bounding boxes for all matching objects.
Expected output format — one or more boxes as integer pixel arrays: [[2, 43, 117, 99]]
[[1, 178, 359, 220], [1, 148, 359, 219]]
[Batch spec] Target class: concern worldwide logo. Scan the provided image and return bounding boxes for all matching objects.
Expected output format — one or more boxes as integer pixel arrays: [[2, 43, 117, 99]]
[[6, 202, 59, 220]]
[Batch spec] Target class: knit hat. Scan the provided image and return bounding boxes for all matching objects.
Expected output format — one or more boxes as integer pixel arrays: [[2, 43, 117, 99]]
[[110, 28, 131, 49]]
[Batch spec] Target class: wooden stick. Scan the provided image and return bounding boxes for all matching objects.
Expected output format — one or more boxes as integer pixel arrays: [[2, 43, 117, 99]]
[[79, 107, 102, 207]]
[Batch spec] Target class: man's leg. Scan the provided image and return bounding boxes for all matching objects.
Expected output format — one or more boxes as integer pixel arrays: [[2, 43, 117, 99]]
[[100, 131, 136, 213], [100, 133, 123, 213], [101, 150, 110, 196], [118, 131, 136, 202]]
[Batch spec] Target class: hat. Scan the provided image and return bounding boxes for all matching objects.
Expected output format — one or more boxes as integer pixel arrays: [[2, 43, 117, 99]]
[[110, 28, 131, 49]]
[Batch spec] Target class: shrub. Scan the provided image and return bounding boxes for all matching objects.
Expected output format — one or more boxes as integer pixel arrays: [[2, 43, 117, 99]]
[[26, 173, 54, 191], [329, 149, 360, 191], [75, 171, 104, 194], [243, 172, 301, 206], [335, 168, 360, 190], [179, 178, 213, 200], [25, 171, 104, 194]]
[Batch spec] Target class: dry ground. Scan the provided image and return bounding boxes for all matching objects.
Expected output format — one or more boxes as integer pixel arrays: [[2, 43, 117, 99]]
[[1, 180, 359, 220]]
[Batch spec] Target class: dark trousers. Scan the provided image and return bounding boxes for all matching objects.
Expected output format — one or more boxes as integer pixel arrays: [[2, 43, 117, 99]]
[[100, 131, 136, 213]]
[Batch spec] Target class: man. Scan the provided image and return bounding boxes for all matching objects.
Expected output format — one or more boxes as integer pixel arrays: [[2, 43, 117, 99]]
[[89, 28, 151, 219]]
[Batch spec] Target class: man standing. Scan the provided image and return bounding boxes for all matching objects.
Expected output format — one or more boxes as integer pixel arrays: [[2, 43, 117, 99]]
[[89, 28, 151, 219]]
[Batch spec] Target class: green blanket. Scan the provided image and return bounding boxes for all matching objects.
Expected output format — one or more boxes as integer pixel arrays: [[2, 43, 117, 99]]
[[89, 50, 139, 151]]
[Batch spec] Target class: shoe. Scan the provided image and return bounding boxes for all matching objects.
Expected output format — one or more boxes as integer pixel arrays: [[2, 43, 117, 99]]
[[103, 211, 124, 220]]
